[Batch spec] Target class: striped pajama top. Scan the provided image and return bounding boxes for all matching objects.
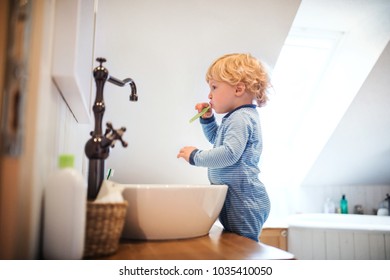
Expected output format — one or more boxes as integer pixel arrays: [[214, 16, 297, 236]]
[[189, 104, 270, 241]]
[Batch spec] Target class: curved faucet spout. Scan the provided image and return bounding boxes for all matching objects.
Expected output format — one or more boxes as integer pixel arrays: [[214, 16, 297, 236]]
[[108, 76, 138, 101]]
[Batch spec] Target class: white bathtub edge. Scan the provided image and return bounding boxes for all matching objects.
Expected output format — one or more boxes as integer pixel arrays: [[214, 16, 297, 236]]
[[287, 213, 390, 232]]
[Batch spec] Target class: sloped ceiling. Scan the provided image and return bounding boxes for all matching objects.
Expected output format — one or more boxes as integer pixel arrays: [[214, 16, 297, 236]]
[[302, 41, 390, 186], [262, 0, 390, 187]]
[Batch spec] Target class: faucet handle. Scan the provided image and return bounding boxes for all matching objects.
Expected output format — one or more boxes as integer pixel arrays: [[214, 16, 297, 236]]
[[96, 57, 107, 66], [104, 122, 128, 148]]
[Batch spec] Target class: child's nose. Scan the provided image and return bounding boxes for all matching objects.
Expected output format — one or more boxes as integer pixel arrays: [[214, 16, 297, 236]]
[[208, 92, 212, 99]]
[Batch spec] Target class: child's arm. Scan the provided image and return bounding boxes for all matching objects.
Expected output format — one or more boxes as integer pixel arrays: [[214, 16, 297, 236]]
[[192, 117, 250, 168]]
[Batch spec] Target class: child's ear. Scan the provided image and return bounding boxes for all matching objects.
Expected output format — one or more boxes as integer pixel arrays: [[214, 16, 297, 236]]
[[235, 82, 246, 96]]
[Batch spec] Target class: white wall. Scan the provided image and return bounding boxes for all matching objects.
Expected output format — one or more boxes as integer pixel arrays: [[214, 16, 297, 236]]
[[94, 0, 300, 184], [34, 2, 90, 184], [25, 0, 90, 258]]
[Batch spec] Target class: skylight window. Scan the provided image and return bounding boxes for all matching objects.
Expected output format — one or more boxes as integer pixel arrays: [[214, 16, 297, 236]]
[[260, 29, 343, 187]]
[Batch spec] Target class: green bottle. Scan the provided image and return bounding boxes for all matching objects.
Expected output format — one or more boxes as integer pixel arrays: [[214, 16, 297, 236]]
[[340, 194, 348, 214]]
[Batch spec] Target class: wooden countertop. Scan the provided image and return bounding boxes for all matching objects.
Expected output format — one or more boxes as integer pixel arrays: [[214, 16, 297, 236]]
[[94, 225, 295, 260]]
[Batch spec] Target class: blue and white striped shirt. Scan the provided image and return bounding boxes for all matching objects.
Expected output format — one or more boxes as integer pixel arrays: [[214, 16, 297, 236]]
[[189, 104, 270, 241]]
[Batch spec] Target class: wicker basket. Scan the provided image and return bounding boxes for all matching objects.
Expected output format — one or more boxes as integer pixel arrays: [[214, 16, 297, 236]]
[[84, 200, 128, 258]]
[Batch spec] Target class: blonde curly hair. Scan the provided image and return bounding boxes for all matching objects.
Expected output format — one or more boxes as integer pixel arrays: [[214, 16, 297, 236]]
[[206, 53, 270, 107]]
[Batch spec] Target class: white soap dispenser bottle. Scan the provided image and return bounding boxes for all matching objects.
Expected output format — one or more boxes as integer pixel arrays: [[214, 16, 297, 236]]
[[43, 154, 87, 259]]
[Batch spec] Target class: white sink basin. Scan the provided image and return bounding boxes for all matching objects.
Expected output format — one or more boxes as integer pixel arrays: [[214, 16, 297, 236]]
[[121, 184, 228, 240]]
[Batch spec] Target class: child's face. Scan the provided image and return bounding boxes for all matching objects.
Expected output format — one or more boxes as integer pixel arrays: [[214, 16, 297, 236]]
[[208, 79, 237, 114]]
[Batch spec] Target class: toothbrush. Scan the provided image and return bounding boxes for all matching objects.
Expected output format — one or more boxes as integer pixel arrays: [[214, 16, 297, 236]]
[[106, 168, 114, 180], [189, 105, 211, 123]]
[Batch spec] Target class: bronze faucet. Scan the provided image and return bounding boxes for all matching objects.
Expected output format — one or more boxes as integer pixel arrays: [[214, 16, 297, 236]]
[[85, 57, 137, 200]]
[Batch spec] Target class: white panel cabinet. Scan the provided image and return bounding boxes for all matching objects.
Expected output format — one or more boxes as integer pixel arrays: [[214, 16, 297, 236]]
[[52, 0, 95, 123], [289, 227, 390, 260]]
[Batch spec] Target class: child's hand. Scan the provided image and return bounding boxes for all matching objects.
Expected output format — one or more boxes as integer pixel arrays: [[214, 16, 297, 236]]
[[177, 146, 197, 162], [195, 103, 213, 119]]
